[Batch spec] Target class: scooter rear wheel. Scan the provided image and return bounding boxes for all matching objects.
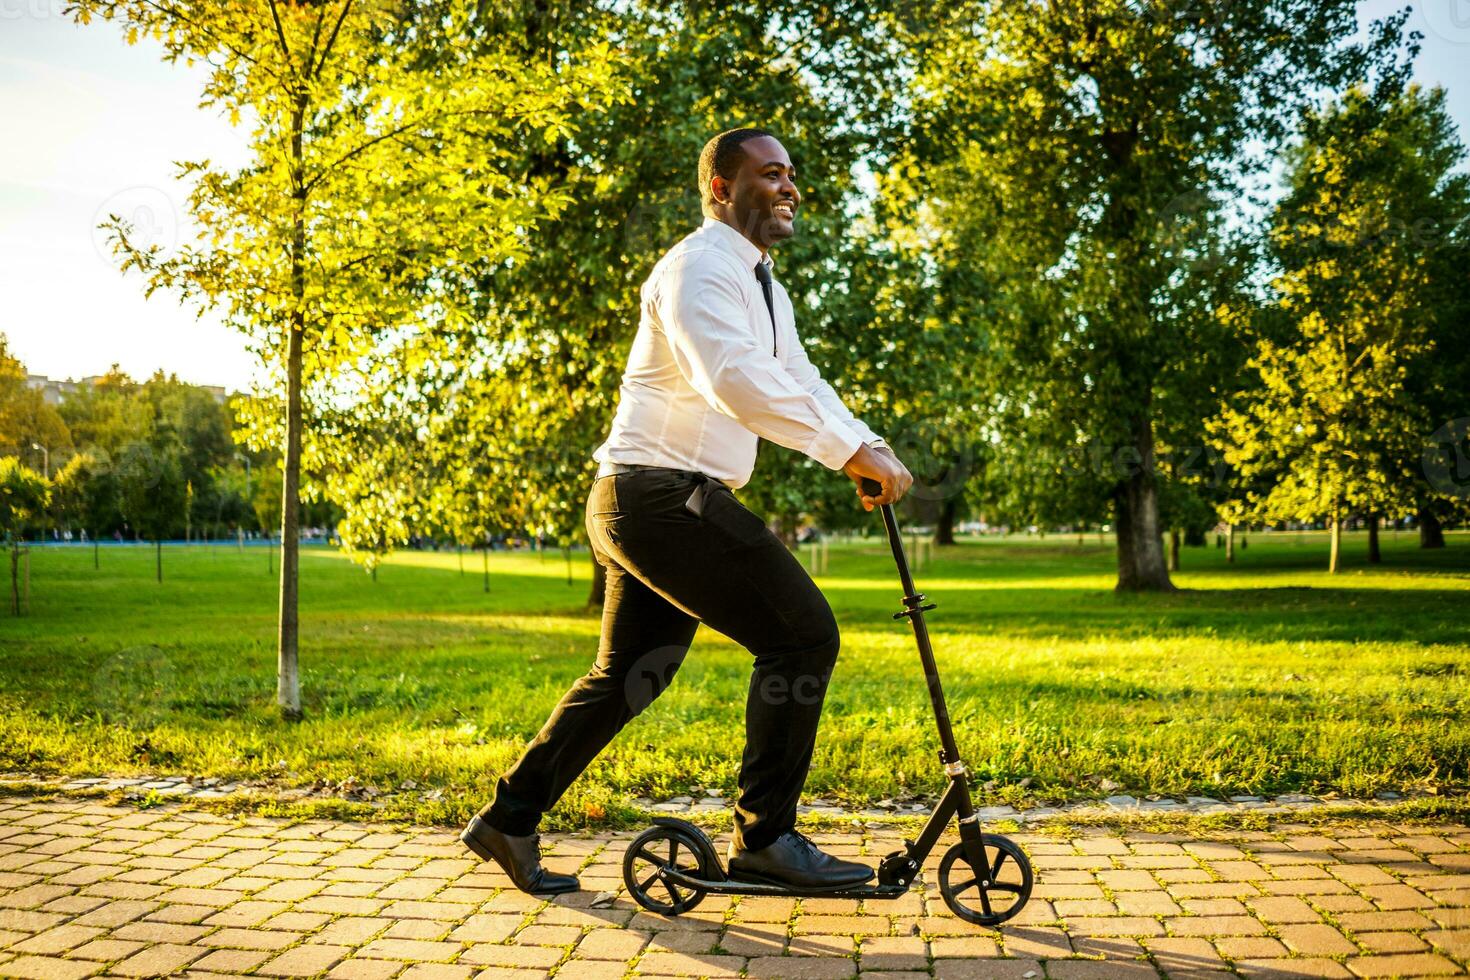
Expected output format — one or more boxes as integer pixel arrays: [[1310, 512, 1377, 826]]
[[937, 834, 1033, 925], [623, 825, 711, 915]]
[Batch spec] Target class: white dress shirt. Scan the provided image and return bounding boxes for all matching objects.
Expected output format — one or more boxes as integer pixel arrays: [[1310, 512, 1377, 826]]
[[593, 217, 887, 489]]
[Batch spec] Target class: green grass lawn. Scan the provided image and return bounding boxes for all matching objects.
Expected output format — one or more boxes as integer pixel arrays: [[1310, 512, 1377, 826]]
[[2, 527, 1467, 830]]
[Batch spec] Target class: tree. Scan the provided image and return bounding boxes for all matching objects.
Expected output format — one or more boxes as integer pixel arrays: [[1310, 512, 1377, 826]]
[[321, 0, 914, 604], [1214, 84, 1470, 572], [73, 0, 628, 719], [885, 0, 1411, 589], [0, 458, 50, 615], [0, 334, 73, 470], [117, 441, 187, 583]]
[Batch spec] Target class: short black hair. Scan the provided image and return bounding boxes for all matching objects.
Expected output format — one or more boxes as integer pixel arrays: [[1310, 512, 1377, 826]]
[[699, 128, 776, 216]]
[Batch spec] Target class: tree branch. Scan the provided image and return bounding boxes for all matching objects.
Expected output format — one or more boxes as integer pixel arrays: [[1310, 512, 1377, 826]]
[[313, 0, 355, 81]]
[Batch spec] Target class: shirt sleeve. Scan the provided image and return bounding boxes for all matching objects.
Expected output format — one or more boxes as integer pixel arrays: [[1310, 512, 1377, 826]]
[[656, 251, 863, 471], [782, 308, 887, 450]]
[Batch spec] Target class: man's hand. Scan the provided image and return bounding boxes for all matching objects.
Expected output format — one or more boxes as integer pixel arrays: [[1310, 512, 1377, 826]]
[[842, 443, 913, 511]]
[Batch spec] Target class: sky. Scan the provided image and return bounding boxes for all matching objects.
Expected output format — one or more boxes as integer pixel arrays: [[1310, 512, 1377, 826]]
[[1, 1, 1468, 394]]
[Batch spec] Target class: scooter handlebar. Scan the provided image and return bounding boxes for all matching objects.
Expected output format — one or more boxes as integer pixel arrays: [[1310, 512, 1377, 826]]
[[861, 477, 882, 497]]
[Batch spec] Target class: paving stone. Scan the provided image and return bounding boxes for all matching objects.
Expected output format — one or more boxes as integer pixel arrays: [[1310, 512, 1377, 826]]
[[197, 926, 304, 950], [631, 951, 745, 976], [108, 920, 212, 944], [191, 947, 276, 973], [1336, 910, 1435, 932], [110, 941, 207, 976], [648, 929, 719, 954], [1235, 958, 1353, 978], [856, 935, 926, 971], [0, 955, 105, 979], [1355, 930, 1428, 953], [1343, 953, 1463, 978], [1422, 929, 1470, 959], [359, 938, 465, 962], [1147, 936, 1224, 967], [324, 957, 403, 979], [512, 923, 583, 947], [554, 959, 633, 980], [927, 936, 1001, 958], [5, 925, 105, 955], [1070, 935, 1145, 959], [1245, 896, 1323, 924], [576, 927, 652, 960], [1045, 959, 1162, 979], [790, 915, 891, 937], [745, 956, 857, 979], [932, 960, 1043, 980], [1214, 936, 1290, 959], [66, 938, 147, 961], [1276, 924, 1359, 957], [257, 943, 354, 977], [1166, 916, 1266, 937], [1068, 916, 1165, 937], [1115, 891, 1181, 916], [397, 965, 475, 980]]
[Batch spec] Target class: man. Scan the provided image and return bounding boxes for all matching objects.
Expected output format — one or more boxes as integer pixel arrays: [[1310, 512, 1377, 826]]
[[462, 127, 912, 895]]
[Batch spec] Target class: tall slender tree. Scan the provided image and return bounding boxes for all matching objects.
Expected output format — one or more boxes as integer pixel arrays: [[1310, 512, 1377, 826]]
[[73, 0, 628, 718]]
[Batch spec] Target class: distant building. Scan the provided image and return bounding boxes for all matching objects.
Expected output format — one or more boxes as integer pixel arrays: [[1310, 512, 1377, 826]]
[[25, 373, 228, 405]]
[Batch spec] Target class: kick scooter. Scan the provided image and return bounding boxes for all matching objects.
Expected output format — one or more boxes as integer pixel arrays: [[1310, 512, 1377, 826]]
[[621, 480, 1033, 925]]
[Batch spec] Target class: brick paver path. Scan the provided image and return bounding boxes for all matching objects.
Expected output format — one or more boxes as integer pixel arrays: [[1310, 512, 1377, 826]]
[[0, 796, 1466, 979]]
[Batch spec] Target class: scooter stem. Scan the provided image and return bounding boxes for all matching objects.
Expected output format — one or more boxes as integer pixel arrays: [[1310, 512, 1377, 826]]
[[860, 479, 965, 772]]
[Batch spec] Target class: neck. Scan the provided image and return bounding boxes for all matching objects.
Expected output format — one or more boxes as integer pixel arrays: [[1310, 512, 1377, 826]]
[[712, 209, 768, 258]]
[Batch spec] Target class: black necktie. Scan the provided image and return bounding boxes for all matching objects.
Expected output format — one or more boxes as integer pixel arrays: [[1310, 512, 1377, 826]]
[[752, 259, 776, 356]]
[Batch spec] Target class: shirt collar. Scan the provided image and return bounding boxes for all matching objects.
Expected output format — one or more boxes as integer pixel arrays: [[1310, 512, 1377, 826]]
[[701, 215, 772, 276]]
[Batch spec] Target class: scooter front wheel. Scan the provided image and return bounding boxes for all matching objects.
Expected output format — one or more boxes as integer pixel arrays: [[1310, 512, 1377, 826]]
[[938, 834, 1033, 926], [623, 825, 711, 915]]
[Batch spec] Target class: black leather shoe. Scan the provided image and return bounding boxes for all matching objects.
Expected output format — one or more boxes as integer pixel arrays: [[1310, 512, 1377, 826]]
[[461, 816, 579, 895], [728, 830, 874, 891]]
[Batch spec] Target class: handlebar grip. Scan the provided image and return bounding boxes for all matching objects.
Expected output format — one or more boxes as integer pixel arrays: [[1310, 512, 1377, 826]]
[[861, 478, 882, 497]]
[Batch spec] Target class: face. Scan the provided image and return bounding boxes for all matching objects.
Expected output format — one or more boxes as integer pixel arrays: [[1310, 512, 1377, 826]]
[[710, 135, 801, 250]]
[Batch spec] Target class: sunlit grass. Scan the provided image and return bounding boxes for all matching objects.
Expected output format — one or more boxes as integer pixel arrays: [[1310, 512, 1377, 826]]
[[3, 528, 1467, 829]]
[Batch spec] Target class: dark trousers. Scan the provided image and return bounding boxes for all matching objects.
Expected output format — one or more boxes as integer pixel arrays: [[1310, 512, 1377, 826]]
[[479, 467, 841, 851]]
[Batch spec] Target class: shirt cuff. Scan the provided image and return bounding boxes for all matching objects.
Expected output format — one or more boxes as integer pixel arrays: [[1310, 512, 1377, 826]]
[[809, 414, 865, 471]]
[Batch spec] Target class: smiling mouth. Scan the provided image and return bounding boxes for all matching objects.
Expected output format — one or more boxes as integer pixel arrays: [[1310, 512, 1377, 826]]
[[773, 202, 796, 220]]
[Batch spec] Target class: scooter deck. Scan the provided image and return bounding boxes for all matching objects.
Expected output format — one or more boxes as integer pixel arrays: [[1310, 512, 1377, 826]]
[[660, 867, 909, 900]]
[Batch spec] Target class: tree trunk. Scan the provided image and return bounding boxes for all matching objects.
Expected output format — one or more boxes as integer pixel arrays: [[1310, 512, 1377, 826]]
[[1168, 528, 1181, 572], [277, 95, 307, 724], [777, 513, 799, 551], [483, 545, 490, 593], [9, 543, 18, 616], [588, 553, 606, 607], [1113, 413, 1175, 591], [155, 539, 162, 584], [1367, 514, 1381, 564], [1328, 507, 1342, 574], [937, 497, 958, 546], [1226, 524, 1235, 564], [1419, 508, 1445, 549]]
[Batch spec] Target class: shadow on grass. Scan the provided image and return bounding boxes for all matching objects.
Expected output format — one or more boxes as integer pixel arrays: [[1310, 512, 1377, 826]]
[[825, 581, 1470, 646]]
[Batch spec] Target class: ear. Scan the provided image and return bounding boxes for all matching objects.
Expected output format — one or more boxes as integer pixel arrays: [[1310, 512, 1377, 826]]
[[709, 174, 731, 207]]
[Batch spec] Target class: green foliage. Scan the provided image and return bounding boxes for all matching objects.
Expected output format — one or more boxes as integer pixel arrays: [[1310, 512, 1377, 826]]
[[0, 334, 72, 466], [1213, 84, 1470, 566], [0, 457, 50, 543], [881, 0, 1414, 588]]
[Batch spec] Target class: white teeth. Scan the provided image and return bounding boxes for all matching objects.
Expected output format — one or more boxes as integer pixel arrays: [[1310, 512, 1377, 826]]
[[775, 204, 794, 217]]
